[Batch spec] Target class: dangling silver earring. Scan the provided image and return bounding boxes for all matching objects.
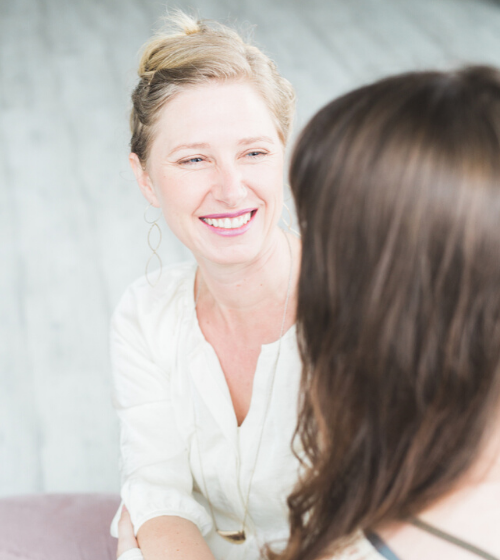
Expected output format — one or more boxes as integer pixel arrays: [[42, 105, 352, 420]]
[[282, 201, 300, 237], [144, 203, 163, 287]]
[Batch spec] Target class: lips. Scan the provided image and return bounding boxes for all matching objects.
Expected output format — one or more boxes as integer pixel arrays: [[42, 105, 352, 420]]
[[200, 208, 256, 220], [199, 209, 257, 235]]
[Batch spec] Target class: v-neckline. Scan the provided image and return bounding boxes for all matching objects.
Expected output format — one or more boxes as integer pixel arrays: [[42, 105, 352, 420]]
[[186, 265, 296, 434]]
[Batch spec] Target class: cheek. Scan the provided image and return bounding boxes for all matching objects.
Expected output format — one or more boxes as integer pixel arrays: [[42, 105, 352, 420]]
[[159, 196, 200, 248], [248, 165, 284, 204], [161, 196, 199, 234], [155, 173, 206, 221]]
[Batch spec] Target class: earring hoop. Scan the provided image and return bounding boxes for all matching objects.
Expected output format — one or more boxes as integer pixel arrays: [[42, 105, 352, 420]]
[[144, 203, 163, 224], [144, 203, 163, 287], [282, 201, 300, 237]]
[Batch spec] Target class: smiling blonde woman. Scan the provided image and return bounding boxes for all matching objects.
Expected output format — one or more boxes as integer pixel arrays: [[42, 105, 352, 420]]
[[109, 11, 302, 560]]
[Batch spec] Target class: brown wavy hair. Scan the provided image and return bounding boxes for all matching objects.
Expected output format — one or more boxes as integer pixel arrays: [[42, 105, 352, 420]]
[[276, 66, 500, 560]]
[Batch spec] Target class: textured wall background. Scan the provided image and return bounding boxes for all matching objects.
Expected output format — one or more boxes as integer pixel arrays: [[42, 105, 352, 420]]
[[2, 0, 500, 496]]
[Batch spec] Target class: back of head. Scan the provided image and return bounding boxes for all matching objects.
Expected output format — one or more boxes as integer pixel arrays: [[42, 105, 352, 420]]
[[130, 11, 295, 164], [283, 66, 500, 560]]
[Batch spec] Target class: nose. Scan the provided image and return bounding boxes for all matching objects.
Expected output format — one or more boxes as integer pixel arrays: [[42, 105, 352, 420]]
[[212, 162, 247, 208]]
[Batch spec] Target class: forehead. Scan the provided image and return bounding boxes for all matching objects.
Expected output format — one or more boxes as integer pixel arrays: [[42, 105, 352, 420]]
[[152, 81, 280, 150]]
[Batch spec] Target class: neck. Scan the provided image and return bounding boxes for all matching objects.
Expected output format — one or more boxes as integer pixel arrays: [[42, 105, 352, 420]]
[[379, 422, 500, 557], [195, 228, 300, 332], [422, 421, 500, 520]]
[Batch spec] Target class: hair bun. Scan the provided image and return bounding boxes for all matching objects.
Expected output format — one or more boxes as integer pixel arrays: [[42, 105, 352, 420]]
[[169, 10, 202, 36], [131, 9, 296, 163]]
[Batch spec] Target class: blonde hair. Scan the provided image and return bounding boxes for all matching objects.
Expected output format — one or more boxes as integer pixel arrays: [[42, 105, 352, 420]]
[[130, 11, 296, 163]]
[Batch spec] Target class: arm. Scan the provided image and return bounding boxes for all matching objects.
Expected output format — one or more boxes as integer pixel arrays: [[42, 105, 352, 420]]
[[137, 516, 215, 560], [117, 506, 141, 560], [111, 282, 213, 560], [117, 507, 215, 560]]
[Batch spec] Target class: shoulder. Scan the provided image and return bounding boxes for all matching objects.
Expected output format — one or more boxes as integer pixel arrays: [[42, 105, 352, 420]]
[[112, 261, 197, 325], [110, 261, 198, 356], [110, 261, 198, 373], [328, 535, 384, 560]]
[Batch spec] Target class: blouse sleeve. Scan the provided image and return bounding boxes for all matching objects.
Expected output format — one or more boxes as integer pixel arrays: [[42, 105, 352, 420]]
[[109, 284, 213, 538], [117, 549, 144, 560]]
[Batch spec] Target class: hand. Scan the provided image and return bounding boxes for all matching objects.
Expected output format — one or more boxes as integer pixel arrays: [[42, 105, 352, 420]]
[[117, 505, 140, 559]]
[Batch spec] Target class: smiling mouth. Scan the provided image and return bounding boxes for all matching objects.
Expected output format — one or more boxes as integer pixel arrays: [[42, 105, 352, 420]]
[[199, 210, 257, 230]]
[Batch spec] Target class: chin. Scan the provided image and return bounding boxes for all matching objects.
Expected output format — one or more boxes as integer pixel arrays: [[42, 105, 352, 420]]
[[199, 240, 265, 266]]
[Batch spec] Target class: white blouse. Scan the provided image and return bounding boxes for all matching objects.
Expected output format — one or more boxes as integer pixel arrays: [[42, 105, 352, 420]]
[[115, 536, 383, 560], [110, 262, 302, 560]]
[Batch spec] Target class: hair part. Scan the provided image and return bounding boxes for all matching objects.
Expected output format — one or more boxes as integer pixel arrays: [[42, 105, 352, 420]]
[[272, 66, 500, 560], [130, 10, 296, 164]]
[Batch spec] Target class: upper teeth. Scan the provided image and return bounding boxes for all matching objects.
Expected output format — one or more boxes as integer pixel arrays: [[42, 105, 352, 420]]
[[202, 212, 252, 229]]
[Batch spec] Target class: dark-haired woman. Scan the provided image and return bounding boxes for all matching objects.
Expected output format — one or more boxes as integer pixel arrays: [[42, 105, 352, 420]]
[[277, 66, 500, 560]]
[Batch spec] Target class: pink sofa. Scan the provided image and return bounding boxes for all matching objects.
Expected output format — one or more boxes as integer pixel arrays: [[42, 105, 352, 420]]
[[0, 494, 120, 560]]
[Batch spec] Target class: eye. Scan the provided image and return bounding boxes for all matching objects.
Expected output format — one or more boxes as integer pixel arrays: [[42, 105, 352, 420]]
[[180, 157, 204, 165], [246, 151, 267, 158]]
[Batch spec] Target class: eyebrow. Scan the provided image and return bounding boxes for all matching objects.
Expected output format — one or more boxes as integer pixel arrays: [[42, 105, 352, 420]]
[[168, 142, 210, 157], [238, 136, 275, 145], [168, 136, 275, 157]]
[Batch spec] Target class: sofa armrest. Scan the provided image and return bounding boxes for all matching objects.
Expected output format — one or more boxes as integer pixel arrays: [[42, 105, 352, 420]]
[[0, 493, 120, 560]]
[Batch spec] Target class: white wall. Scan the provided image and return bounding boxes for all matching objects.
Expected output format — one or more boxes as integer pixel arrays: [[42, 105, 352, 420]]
[[2, 0, 500, 495]]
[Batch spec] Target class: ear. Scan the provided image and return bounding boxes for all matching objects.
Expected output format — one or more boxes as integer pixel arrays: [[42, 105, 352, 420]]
[[129, 153, 160, 207]]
